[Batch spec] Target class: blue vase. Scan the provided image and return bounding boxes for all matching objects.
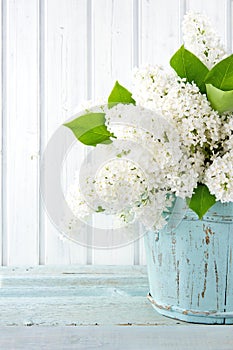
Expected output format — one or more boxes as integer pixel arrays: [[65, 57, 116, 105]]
[[144, 199, 233, 324]]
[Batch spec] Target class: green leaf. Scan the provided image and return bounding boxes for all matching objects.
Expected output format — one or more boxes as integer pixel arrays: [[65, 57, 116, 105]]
[[187, 184, 216, 220], [108, 81, 136, 108], [170, 45, 209, 94], [64, 113, 115, 146], [205, 54, 233, 90], [206, 84, 233, 113]]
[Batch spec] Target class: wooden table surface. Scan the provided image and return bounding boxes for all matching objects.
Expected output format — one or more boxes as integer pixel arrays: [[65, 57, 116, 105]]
[[0, 265, 232, 349]]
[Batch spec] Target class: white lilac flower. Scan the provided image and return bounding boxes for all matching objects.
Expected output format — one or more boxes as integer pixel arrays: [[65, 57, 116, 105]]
[[105, 103, 182, 165], [94, 158, 148, 212], [204, 151, 233, 202], [132, 66, 222, 160], [66, 13, 233, 233], [66, 103, 186, 230], [131, 65, 177, 111], [165, 153, 201, 199], [220, 113, 233, 153], [182, 12, 227, 69]]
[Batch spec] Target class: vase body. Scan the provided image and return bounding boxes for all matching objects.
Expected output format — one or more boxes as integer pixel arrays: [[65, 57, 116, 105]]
[[144, 199, 233, 324]]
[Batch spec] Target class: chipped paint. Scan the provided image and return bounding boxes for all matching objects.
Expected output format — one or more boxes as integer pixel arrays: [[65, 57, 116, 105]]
[[190, 280, 194, 305], [214, 261, 219, 309], [176, 260, 180, 303], [147, 294, 171, 311], [201, 262, 208, 298], [147, 293, 233, 318], [145, 200, 233, 324], [203, 224, 215, 245], [171, 234, 176, 267]]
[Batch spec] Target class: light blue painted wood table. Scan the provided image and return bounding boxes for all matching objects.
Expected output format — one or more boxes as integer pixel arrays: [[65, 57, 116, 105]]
[[0, 265, 232, 349]]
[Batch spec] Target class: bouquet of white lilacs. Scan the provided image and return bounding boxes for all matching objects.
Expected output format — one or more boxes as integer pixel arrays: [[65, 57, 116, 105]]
[[65, 12, 233, 232]]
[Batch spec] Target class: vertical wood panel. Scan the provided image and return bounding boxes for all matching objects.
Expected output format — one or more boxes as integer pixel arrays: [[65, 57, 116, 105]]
[[226, 0, 233, 52], [0, 0, 3, 265], [91, 0, 135, 265], [140, 0, 180, 67], [92, 0, 133, 97], [42, 0, 88, 264], [4, 0, 40, 265], [136, 0, 147, 265], [38, 0, 46, 265]]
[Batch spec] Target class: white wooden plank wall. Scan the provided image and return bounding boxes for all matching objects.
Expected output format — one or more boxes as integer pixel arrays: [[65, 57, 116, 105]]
[[0, 0, 232, 266], [1, 0, 40, 266]]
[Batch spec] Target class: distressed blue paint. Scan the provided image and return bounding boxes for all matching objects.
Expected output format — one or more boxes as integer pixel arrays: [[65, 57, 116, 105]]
[[144, 199, 233, 324]]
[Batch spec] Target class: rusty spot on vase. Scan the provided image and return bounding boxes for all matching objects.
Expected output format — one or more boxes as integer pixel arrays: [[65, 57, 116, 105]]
[[176, 260, 180, 303], [147, 293, 171, 311], [154, 232, 159, 241], [148, 293, 224, 318], [182, 307, 219, 316], [214, 261, 219, 309], [190, 281, 194, 305], [203, 224, 214, 245], [171, 234, 177, 267], [201, 262, 208, 298]]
